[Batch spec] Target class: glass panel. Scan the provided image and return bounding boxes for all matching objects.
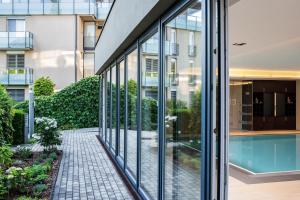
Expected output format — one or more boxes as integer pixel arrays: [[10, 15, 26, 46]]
[[111, 65, 117, 150], [0, 0, 12, 15], [59, 0, 74, 14], [229, 1, 300, 199], [75, 0, 90, 14], [29, 0, 43, 14], [164, 1, 202, 199], [106, 69, 111, 145], [83, 53, 94, 77], [102, 72, 106, 141], [14, 0, 28, 14], [119, 60, 125, 159], [140, 31, 159, 199], [99, 75, 103, 138], [84, 22, 95, 49], [44, 0, 58, 14], [126, 49, 138, 178]]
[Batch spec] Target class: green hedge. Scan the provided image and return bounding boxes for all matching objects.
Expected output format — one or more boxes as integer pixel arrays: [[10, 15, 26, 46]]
[[12, 109, 25, 145], [15, 76, 99, 130], [34, 76, 55, 96], [0, 85, 14, 145]]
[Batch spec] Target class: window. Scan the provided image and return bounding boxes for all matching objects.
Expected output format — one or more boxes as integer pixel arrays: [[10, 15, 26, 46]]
[[84, 22, 96, 49], [164, 1, 202, 199], [119, 60, 125, 159], [140, 31, 159, 199], [7, 54, 24, 69], [106, 69, 111, 145], [111, 65, 117, 150], [188, 60, 196, 85], [126, 48, 138, 178], [145, 58, 158, 77], [7, 19, 25, 32], [7, 89, 24, 102]]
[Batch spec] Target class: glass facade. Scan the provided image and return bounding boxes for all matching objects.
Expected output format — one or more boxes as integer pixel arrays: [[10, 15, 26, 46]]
[[97, 0, 226, 200]]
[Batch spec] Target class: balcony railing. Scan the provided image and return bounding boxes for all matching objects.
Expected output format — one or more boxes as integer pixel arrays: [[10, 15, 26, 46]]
[[167, 12, 201, 31], [0, 68, 33, 85], [0, 0, 113, 20], [0, 32, 33, 50], [142, 73, 159, 87]]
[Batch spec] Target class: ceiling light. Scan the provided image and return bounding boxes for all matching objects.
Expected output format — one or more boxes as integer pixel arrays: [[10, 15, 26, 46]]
[[233, 42, 247, 46]]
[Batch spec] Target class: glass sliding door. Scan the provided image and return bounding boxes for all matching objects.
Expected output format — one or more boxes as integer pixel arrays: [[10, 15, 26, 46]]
[[140, 31, 159, 199], [163, 1, 202, 199], [111, 65, 117, 151], [106, 68, 111, 145], [119, 60, 125, 159], [126, 48, 138, 178]]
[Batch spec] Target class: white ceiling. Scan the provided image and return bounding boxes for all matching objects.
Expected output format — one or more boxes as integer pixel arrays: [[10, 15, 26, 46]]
[[229, 0, 300, 71]]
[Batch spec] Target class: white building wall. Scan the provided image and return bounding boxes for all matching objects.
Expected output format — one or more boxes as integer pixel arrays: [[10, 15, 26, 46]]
[[25, 15, 76, 90]]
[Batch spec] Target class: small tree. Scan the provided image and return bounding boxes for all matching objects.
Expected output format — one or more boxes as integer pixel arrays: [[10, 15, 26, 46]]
[[35, 117, 61, 151], [0, 85, 13, 145], [34, 77, 55, 96]]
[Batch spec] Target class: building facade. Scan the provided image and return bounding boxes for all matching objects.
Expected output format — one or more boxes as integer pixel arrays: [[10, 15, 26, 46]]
[[0, 0, 112, 101], [96, 0, 300, 200], [95, 0, 226, 199]]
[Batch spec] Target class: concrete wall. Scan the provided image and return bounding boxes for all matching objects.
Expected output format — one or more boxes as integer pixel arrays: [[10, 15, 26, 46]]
[[95, 0, 176, 73], [0, 17, 6, 31], [25, 15, 76, 90]]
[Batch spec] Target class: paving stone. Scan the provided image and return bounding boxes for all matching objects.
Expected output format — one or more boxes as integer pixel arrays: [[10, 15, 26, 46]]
[[53, 129, 133, 200]]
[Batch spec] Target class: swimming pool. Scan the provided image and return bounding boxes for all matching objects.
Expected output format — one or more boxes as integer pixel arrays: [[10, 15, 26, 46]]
[[229, 134, 300, 174]]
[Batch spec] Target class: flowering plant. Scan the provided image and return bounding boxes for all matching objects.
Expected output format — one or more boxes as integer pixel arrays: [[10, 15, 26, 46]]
[[35, 117, 61, 151]]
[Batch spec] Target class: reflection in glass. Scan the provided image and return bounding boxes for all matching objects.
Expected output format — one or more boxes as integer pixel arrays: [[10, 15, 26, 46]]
[[102, 73, 106, 141], [111, 65, 117, 150], [106, 69, 111, 145], [140, 32, 159, 199], [164, 1, 202, 199], [119, 60, 125, 159], [126, 49, 138, 177]]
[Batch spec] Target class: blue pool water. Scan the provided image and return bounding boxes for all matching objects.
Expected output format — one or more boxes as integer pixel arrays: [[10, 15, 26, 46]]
[[229, 134, 300, 173]]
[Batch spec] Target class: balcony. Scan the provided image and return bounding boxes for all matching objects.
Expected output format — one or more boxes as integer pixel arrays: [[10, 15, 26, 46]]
[[0, 1, 113, 20], [167, 13, 201, 31], [0, 32, 33, 50], [0, 68, 33, 85], [142, 73, 159, 87]]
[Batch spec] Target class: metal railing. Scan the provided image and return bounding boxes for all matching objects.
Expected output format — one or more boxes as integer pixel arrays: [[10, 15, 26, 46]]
[[0, 67, 33, 85], [0, 32, 33, 50], [167, 11, 201, 31], [0, 0, 113, 20]]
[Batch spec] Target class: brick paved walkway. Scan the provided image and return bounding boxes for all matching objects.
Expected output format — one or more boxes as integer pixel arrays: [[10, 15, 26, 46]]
[[53, 129, 133, 200]]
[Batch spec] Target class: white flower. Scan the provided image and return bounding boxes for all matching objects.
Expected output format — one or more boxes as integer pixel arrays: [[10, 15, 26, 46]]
[[45, 126, 49, 130]]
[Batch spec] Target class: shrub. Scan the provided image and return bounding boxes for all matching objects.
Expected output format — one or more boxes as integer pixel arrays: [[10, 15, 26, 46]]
[[0, 85, 14, 145], [0, 171, 8, 199], [12, 109, 25, 145], [0, 145, 14, 167], [33, 184, 48, 196], [15, 76, 99, 129], [14, 146, 33, 160], [35, 117, 61, 151], [33, 77, 55, 96]]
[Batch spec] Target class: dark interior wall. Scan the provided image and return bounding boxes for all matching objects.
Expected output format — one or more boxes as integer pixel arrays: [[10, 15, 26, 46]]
[[248, 80, 296, 130]]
